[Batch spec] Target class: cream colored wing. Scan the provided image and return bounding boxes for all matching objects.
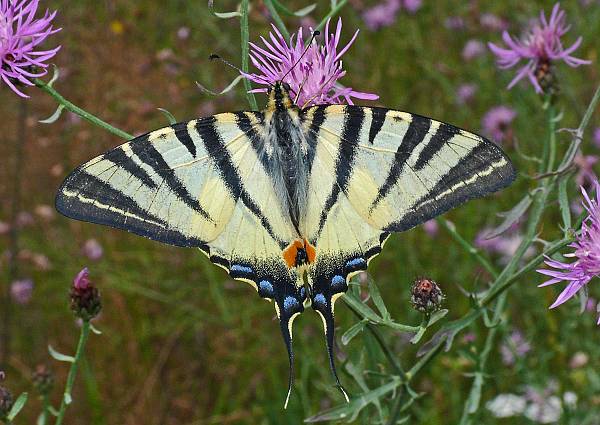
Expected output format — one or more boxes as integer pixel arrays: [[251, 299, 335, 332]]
[[56, 112, 306, 402], [299, 104, 515, 392]]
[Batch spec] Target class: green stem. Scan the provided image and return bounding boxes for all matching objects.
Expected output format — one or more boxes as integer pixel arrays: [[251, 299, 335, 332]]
[[54, 320, 91, 425], [263, 0, 290, 40], [40, 394, 50, 425], [437, 218, 498, 278], [34, 79, 132, 140], [240, 0, 258, 110], [314, 0, 348, 33]]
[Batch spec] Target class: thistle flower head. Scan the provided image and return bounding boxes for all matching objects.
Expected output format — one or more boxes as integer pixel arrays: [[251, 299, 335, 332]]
[[243, 18, 378, 107], [538, 180, 600, 324], [410, 277, 444, 313], [0, 0, 61, 97], [488, 3, 591, 94], [70, 268, 101, 320]]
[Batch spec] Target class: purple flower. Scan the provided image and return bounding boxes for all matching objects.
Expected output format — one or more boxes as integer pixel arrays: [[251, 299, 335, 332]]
[[593, 127, 600, 149], [402, 0, 422, 14], [0, 0, 61, 97], [73, 267, 90, 290], [362, 0, 401, 31], [488, 3, 591, 94], [573, 153, 599, 188], [71, 267, 101, 320], [480, 13, 508, 32], [82, 238, 103, 261], [475, 223, 535, 265], [462, 39, 485, 61], [444, 16, 465, 31], [244, 18, 378, 107], [500, 329, 532, 366], [456, 83, 477, 105], [422, 219, 439, 237], [538, 180, 600, 324], [482, 106, 516, 143], [10, 279, 33, 304]]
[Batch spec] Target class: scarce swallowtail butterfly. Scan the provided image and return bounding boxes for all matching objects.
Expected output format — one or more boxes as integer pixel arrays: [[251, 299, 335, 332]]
[[56, 81, 515, 406]]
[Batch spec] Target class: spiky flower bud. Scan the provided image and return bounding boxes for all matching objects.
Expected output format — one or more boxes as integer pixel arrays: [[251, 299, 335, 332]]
[[411, 277, 444, 313], [0, 372, 13, 422], [32, 364, 54, 396], [70, 268, 101, 320]]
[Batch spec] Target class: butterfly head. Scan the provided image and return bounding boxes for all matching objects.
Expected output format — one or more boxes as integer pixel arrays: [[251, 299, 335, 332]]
[[267, 81, 295, 112]]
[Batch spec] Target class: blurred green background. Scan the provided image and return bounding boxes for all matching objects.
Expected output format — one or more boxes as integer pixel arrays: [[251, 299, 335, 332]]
[[1, 1, 599, 423]]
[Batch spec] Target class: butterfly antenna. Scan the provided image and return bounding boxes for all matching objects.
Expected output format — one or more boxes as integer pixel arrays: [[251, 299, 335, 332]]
[[209, 53, 243, 74], [301, 73, 338, 109], [280, 30, 320, 83]]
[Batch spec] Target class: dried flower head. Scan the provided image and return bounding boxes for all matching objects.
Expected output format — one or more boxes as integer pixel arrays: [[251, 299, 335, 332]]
[[538, 180, 600, 324], [32, 364, 54, 396], [411, 277, 444, 313], [0, 0, 61, 97], [488, 3, 591, 94], [70, 268, 101, 320], [243, 18, 378, 107]]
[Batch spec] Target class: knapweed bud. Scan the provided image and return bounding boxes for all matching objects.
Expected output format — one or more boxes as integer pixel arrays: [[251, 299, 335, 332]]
[[70, 268, 101, 320], [32, 364, 54, 396], [411, 277, 444, 313], [0, 372, 13, 422]]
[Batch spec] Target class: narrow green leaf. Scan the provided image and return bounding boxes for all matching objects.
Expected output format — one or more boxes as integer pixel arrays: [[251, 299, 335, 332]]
[[39, 104, 65, 124], [157, 108, 177, 125], [7, 392, 28, 420], [48, 345, 75, 363], [465, 373, 484, 414], [368, 278, 390, 320], [270, 0, 316, 17], [196, 75, 244, 97], [207, 0, 241, 18], [48, 64, 60, 88], [89, 323, 103, 335], [428, 309, 449, 326], [305, 377, 401, 422], [558, 176, 571, 231], [487, 194, 533, 239], [341, 320, 365, 345], [342, 293, 381, 323], [64, 392, 72, 405], [48, 406, 59, 416], [37, 412, 45, 425]]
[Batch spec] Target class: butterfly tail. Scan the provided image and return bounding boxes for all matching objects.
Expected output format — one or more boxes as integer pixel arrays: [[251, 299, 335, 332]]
[[311, 288, 350, 402]]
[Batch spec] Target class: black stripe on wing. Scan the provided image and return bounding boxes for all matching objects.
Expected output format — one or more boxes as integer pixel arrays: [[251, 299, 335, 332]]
[[102, 147, 158, 189], [414, 123, 460, 170], [315, 106, 365, 238], [385, 141, 516, 232], [370, 114, 431, 211], [171, 122, 198, 158], [56, 170, 208, 249], [195, 116, 287, 249], [129, 135, 214, 223], [368, 107, 387, 144]]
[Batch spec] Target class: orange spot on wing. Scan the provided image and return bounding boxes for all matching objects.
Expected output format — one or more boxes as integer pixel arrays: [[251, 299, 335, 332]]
[[283, 240, 303, 268], [304, 239, 316, 263]]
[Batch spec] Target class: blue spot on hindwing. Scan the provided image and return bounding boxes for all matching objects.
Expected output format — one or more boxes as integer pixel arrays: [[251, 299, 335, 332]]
[[346, 257, 366, 269], [299, 286, 306, 300], [314, 293, 327, 308], [230, 264, 253, 274], [258, 280, 274, 297], [283, 296, 299, 312], [331, 275, 345, 287]]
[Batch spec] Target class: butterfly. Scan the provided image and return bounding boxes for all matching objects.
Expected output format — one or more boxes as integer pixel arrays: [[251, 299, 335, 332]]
[[56, 81, 515, 406]]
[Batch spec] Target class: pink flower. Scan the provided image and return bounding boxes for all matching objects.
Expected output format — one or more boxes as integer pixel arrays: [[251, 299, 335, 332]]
[[462, 39, 485, 61], [482, 106, 516, 143], [362, 0, 401, 30], [73, 267, 90, 290], [538, 180, 600, 324], [593, 127, 600, 149], [402, 0, 422, 14], [574, 153, 599, 188], [82, 238, 103, 261], [243, 18, 378, 107], [488, 3, 591, 94], [422, 219, 439, 237], [10, 279, 33, 304], [456, 83, 477, 105], [444, 16, 465, 31], [0, 0, 61, 97], [480, 13, 508, 32]]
